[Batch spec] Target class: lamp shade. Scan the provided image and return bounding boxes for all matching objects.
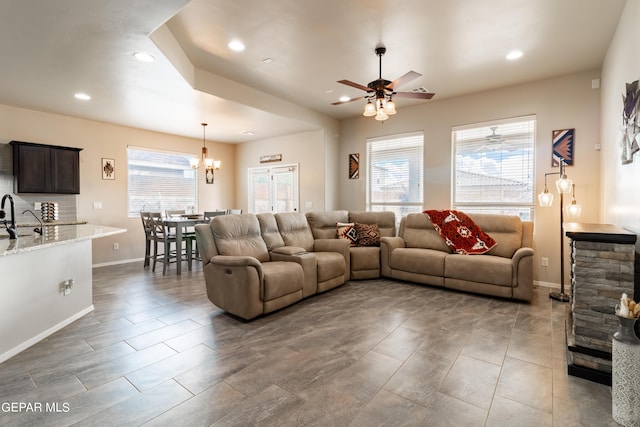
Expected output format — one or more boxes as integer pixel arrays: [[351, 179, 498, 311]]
[[363, 101, 376, 117], [375, 110, 389, 121], [565, 202, 582, 219], [190, 157, 200, 169], [538, 190, 554, 207], [213, 160, 222, 170], [383, 99, 396, 115], [555, 176, 573, 194]]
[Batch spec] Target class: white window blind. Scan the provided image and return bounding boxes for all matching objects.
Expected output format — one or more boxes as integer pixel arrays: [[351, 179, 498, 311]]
[[452, 116, 535, 220], [366, 131, 423, 218], [127, 147, 197, 217]]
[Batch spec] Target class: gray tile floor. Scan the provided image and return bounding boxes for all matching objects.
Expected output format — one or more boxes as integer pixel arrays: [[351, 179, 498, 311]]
[[0, 263, 617, 426]]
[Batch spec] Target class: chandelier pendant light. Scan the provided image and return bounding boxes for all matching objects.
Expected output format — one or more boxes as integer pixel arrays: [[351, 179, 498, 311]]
[[191, 123, 221, 184]]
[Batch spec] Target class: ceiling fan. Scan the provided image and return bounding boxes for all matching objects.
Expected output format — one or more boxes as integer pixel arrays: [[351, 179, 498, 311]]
[[332, 45, 435, 119]]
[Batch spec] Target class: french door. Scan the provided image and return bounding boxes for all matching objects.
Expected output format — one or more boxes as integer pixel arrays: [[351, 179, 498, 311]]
[[248, 164, 299, 213]]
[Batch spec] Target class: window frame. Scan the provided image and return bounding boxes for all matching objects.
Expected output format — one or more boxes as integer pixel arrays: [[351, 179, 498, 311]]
[[366, 131, 424, 217], [451, 116, 536, 220], [126, 146, 198, 218]]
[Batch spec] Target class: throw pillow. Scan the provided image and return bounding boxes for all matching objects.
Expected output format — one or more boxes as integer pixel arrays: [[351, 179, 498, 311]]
[[336, 222, 358, 246], [355, 222, 380, 247]]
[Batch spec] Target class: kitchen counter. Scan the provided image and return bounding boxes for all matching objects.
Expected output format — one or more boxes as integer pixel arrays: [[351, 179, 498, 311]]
[[0, 223, 126, 363], [0, 223, 124, 257], [16, 220, 88, 227]]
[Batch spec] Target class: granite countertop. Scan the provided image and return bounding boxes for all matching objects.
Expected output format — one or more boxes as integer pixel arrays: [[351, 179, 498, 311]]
[[0, 223, 127, 257], [17, 220, 88, 227]]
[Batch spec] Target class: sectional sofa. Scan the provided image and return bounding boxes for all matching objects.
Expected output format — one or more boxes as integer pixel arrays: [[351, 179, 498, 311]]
[[195, 210, 534, 320]]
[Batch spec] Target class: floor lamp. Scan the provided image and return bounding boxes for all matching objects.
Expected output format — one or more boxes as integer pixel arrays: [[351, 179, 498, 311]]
[[538, 159, 581, 302]]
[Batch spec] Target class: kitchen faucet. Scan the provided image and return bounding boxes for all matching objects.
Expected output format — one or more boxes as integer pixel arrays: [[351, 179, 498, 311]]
[[22, 209, 43, 235], [0, 194, 18, 240]]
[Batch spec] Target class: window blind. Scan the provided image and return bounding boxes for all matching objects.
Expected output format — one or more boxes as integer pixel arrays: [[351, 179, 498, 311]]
[[366, 131, 424, 217], [127, 147, 197, 217], [452, 116, 535, 219]]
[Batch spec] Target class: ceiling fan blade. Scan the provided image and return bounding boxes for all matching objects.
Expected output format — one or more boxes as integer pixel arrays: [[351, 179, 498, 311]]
[[337, 80, 372, 92], [386, 71, 421, 90], [331, 96, 365, 105], [394, 91, 435, 100]]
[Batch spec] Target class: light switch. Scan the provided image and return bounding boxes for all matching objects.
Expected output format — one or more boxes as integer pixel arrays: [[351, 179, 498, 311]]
[[93, 202, 102, 209]]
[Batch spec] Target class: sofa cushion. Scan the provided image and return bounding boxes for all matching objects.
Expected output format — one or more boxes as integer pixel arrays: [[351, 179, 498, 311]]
[[306, 210, 349, 239], [261, 261, 304, 300], [256, 212, 285, 250], [390, 247, 447, 277], [351, 246, 380, 272], [445, 253, 512, 287], [315, 252, 346, 283], [348, 211, 396, 238], [211, 214, 270, 262], [401, 213, 452, 253], [468, 213, 523, 259], [275, 212, 315, 252], [337, 222, 358, 246], [355, 222, 380, 247]]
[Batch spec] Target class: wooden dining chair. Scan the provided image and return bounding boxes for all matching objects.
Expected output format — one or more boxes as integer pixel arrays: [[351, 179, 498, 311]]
[[139, 211, 154, 268], [227, 209, 243, 215], [203, 210, 227, 221], [149, 212, 196, 275]]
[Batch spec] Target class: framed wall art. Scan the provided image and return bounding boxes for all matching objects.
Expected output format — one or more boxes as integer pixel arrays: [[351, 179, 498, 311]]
[[552, 129, 575, 166], [102, 158, 115, 180], [349, 153, 359, 179]]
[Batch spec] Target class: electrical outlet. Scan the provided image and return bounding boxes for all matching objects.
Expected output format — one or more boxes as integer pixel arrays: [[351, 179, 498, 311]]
[[113, 242, 119, 250], [34, 202, 41, 210], [541, 257, 549, 267]]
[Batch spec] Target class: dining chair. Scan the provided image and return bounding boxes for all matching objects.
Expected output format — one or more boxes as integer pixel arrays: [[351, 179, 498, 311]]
[[149, 212, 194, 275], [139, 211, 154, 268], [227, 209, 243, 215], [165, 209, 185, 218], [203, 210, 227, 221]]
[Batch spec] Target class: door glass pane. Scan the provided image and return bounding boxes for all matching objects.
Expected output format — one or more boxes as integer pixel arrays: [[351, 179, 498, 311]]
[[249, 168, 270, 213], [272, 166, 297, 213]]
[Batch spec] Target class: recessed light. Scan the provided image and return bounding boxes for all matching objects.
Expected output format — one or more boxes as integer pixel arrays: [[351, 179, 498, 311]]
[[262, 58, 273, 64], [133, 52, 155, 62], [325, 89, 334, 94], [339, 96, 351, 102], [228, 40, 245, 52], [506, 50, 523, 60], [74, 93, 91, 100], [240, 130, 255, 136]]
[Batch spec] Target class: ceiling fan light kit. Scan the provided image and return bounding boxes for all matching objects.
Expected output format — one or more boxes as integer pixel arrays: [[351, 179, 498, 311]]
[[333, 45, 435, 122]]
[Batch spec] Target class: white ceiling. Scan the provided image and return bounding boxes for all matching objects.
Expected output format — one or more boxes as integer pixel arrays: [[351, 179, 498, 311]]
[[0, 0, 627, 143]]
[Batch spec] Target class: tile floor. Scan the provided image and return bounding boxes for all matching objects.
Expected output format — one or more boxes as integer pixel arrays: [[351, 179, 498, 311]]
[[0, 263, 618, 426]]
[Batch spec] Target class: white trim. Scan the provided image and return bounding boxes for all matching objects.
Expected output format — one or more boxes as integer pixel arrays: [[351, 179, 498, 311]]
[[93, 257, 142, 268], [534, 280, 560, 290], [0, 305, 94, 364]]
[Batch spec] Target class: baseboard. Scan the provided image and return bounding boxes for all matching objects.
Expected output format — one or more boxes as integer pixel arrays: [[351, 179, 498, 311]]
[[534, 280, 560, 290], [93, 257, 142, 268], [0, 305, 94, 364]]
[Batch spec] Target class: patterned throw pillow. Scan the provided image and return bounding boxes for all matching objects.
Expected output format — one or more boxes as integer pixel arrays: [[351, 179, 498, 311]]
[[336, 222, 358, 246], [355, 223, 380, 247]]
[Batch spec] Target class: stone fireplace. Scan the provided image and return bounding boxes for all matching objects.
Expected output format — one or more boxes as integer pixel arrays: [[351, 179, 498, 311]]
[[565, 223, 637, 385]]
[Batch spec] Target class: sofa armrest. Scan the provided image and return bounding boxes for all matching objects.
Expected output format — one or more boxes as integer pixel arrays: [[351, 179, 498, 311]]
[[511, 247, 534, 301], [270, 250, 318, 297], [271, 246, 308, 256], [205, 255, 265, 319], [380, 236, 406, 277]]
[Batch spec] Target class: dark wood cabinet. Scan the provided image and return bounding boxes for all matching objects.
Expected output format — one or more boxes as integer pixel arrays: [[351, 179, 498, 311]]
[[10, 141, 82, 194]]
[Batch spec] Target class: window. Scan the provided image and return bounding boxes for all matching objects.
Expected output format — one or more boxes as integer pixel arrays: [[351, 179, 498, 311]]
[[127, 147, 197, 217], [452, 116, 535, 220], [366, 132, 424, 218]]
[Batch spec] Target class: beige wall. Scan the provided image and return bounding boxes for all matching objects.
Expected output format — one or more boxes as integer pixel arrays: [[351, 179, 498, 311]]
[[339, 70, 602, 287], [236, 129, 330, 213], [601, 0, 640, 245], [0, 103, 235, 265]]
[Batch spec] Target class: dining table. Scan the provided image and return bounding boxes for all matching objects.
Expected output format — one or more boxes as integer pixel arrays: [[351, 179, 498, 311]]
[[163, 215, 209, 275]]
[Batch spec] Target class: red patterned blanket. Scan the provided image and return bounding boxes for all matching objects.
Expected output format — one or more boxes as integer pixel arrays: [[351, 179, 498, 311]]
[[423, 210, 496, 255]]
